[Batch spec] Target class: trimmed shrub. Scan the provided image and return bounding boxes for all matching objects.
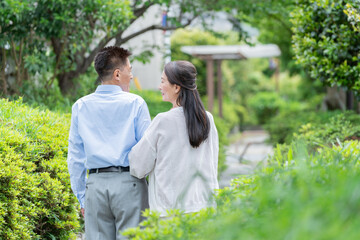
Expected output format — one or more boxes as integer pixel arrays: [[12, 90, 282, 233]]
[[0, 98, 80, 239], [293, 111, 360, 146], [266, 110, 360, 146], [265, 109, 339, 144], [248, 91, 285, 125]]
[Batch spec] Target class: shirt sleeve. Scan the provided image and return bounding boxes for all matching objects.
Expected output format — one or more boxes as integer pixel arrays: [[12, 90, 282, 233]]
[[135, 100, 151, 142], [67, 102, 87, 208], [129, 114, 160, 179]]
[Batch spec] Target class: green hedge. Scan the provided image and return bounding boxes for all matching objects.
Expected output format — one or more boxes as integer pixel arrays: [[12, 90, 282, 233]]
[[248, 91, 285, 125], [123, 139, 360, 239], [0, 98, 79, 239], [266, 110, 360, 146], [265, 109, 339, 144]]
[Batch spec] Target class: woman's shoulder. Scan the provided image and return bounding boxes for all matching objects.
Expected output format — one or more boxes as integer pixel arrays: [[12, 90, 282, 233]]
[[206, 111, 215, 122], [151, 109, 175, 124], [156, 107, 182, 119]]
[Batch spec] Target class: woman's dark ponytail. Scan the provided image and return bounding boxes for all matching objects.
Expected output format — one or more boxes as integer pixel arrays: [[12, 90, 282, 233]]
[[164, 61, 210, 148]]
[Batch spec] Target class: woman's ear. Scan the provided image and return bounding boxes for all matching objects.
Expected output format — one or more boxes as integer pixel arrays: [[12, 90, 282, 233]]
[[175, 85, 181, 94]]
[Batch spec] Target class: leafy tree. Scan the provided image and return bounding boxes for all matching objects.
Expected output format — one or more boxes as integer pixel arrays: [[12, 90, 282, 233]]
[[171, 29, 220, 96], [0, 0, 231, 96], [222, 0, 299, 73], [291, 0, 360, 98], [0, 0, 36, 95]]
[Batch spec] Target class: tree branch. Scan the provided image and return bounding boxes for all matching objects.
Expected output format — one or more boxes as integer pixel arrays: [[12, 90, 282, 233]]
[[61, 2, 197, 87], [118, 18, 195, 45], [10, 38, 19, 66], [133, 2, 155, 18], [267, 13, 293, 34], [77, 36, 113, 74]]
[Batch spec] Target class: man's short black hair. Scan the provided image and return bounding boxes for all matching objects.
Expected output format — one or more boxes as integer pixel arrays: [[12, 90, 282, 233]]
[[94, 46, 132, 80]]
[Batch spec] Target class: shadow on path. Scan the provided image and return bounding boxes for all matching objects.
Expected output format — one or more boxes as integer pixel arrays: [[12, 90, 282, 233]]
[[219, 130, 273, 188]]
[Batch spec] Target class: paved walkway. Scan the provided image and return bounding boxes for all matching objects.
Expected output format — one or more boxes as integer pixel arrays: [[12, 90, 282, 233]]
[[219, 130, 273, 188]]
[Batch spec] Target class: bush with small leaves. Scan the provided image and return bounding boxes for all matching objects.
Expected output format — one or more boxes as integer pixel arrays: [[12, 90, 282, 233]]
[[0, 98, 80, 239]]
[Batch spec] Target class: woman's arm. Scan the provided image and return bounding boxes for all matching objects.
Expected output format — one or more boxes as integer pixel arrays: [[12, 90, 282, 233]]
[[129, 134, 156, 178], [129, 114, 162, 178]]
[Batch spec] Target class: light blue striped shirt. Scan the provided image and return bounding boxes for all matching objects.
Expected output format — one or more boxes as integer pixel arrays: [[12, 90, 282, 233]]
[[67, 85, 151, 208]]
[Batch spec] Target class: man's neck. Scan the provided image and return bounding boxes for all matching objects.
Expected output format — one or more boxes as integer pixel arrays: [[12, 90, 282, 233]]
[[101, 80, 129, 92]]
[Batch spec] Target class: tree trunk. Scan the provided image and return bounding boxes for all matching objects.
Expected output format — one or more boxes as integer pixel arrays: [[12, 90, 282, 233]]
[[56, 43, 106, 95], [58, 71, 77, 95], [321, 86, 346, 111], [52, 37, 96, 95], [10, 39, 23, 94], [1, 48, 8, 95], [346, 90, 354, 110]]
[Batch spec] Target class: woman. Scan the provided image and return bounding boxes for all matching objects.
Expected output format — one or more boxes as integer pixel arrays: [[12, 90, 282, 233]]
[[129, 61, 219, 216]]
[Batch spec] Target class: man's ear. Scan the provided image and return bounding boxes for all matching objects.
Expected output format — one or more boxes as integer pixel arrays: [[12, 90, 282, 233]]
[[113, 69, 121, 80]]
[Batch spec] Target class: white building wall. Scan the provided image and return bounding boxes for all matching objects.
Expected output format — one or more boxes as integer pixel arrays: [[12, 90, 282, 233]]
[[117, 9, 257, 90], [122, 5, 166, 90]]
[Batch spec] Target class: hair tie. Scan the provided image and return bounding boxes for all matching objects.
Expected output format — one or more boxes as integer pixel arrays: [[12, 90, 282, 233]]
[[182, 84, 197, 91]]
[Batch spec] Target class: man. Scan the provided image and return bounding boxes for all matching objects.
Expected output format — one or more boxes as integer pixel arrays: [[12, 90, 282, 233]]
[[67, 46, 150, 240]]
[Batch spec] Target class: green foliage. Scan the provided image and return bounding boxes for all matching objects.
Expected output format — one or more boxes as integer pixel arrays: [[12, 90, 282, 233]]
[[0, 0, 133, 94], [123, 208, 216, 240], [0, 98, 80, 239], [247, 91, 285, 125], [200, 141, 360, 240], [1, 0, 240, 96], [265, 109, 330, 145], [293, 111, 360, 147], [171, 29, 220, 96], [124, 139, 360, 239], [344, 3, 360, 32], [266, 107, 360, 145], [17, 77, 72, 113], [212, 116, 230, 173], [263, 96, 326, 144], [131, 90, 172, 119], [291, 0, 360, 94], [228, 0, 299, 73]]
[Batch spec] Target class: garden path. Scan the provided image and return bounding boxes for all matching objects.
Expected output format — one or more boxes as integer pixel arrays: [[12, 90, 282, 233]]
[[219, 130, 273, 188]]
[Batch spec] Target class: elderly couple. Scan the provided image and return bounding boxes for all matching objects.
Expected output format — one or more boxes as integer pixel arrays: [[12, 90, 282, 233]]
[[67, 46, 219, 240]]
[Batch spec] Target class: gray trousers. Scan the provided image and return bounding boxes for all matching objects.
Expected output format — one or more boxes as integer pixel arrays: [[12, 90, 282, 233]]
[[85, 171, 148, 240]]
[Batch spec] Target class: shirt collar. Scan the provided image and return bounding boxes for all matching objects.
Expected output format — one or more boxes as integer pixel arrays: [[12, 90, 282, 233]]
[[95, 85, 123, 93]]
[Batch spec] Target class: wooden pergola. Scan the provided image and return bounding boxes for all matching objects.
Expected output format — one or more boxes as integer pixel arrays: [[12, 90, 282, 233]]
[[181, 44, 281, 118]]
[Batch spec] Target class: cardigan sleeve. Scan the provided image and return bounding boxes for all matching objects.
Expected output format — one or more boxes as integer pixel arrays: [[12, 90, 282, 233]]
[[211, 113, 219, 179], [129, 114, 161, 179]]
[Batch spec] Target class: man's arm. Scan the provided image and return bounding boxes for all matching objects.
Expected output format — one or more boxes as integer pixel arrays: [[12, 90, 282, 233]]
[[135, 100, 151, 142], [67, 103, 87, 210]]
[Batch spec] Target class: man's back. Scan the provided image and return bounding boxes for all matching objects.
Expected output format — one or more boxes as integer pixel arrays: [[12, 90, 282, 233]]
[[73, 85, 150, 169], [67, 46, 150, 240]]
